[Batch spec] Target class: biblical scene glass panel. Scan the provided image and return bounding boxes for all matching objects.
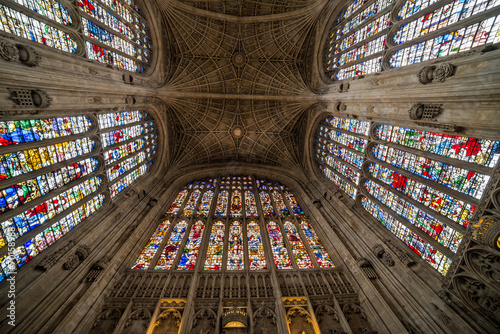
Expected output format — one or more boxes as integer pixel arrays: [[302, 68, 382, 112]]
[[131, 176, 335, 271], [316, 116, 499, 275], [325, 0, 500, 79], [0, 110, 156, 281]]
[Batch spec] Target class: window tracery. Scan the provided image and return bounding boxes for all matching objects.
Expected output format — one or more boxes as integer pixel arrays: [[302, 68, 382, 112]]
[[325, 0, 500, 80], [1, 0, 151, 72], [316, 116, 499, 275], [132, 176, 335, 272], [0, 109, 157, 281]]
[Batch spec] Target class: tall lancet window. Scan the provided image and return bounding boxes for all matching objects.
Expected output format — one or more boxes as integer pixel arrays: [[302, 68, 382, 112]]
[[316, 116, 500, 275], [0, 110, 157, 281], [325, 0, 500, 80], [131, 176, 335, 271], [0, 0, 151, 72]]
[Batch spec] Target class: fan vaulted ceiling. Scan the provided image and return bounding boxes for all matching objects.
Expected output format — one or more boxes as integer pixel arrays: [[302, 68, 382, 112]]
[[155, 0, 329, 169]]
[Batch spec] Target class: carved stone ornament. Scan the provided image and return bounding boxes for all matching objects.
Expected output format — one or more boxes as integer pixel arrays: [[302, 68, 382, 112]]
[[408, 104, 442, 121], [382, 252, 395, 267], [17, 44, 41, 67], [418, 63, 456, 84], [125, 95, 136, 105], [433, 63, 456, 82], [125, 308, 151, 329], [36, 240, 75, 271], [372, 244, 385, 258], [62, 254, 81, 270], [123, 74, 134, 85], [453, 274, 500, 318], [438, 290, 453, 305], [0, 40, 20, 62], [408, 104, 425, 120], [155, 309, 181, 328], [464, 246, 500, 285], [356, 257, 378, 279], [10, 89, 52, 108], [385, 239, 416, 266], [472, 216, 500, 251], [337, 83, 349, 93]]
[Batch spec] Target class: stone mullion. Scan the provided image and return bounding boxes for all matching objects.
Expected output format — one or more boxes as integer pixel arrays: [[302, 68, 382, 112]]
[[242, 197, 250, 274], [360, 187, 456, 259], [251, 176, 288, 334], [362, 163, 468, 234], [268, 185, 298, 271]]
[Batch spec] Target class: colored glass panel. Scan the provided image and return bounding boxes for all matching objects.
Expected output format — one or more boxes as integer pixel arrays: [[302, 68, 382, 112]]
[[204, 221, 224, 270], [131, 219, 170, 269], [178, 220, 205, 270], [336, 56, 383, 80], [326, 117, 371, 135], [339, 14, 390, 51], [230, 190, 243, 217], [339, 35, 387, 65], [0, 137, 95, 181], [317, 139, 365, 168], [98, 111, 144, 129], [85, 41, 138, 71], [106, 151, 145, 181], [0, 176, 101, 246], [12, 0, 73, 25], [340, 0, 393, 35], [361, 197, 451, 274], [395, 0, 500, 44], [215, 190, 228, 217], [364, 180, 462, 252], [272, 191, 289, 216], [0, 157, 98, 215], [109, 163, 148, 198], [167, 189, 188, 215], [398, 0, 441, 19], [300, 221, 335, 267], [245, 190, 258, 217], [283, 221, 313, 268], [320, 165, 358, 199], [316, 150, 360, 184], [227, 221, 244, 270], [103, 137, 146, 165], [0, 193, 105, 281], [372, 144, 490, 199], [283, 190, 304, 215], [368, 162, 475, 227], [259, 191, 275, 217], [0, 5, 77, 52], [375, 124, 500, 168], [247, 221, 266, 270], [183, 189, 201, 216], [0, 117, 91, 147], [390, 15, 500, 67], [197, 190, 214, 217], [100, 124, 146, 148], [267, 221, 292, 269], [155, 220, 187, 270], [320, 126, 368, 153]]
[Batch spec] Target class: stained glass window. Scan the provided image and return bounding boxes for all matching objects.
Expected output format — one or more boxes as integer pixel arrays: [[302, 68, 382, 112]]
[[0, 157, 98, 214], [204, 221, 224, 270], [267, 220, 292, 269], [155, 220, 187, 270], [257, 181, 275, 217], [215, 190, 228, 217], [178, 220, 205, 270], [300, 221, 335, 268], [131, 219, 170, 269], [283, 221, 313, 268], [0, 5, 78, 52], [11, 0, 73, 25], [182, 189, 201, 216], [0, 137, 95, 181], [361, 197, 452, 274], [132, 176, 336, 274], [247, 221, 266, 270], [197, 190, 214, 217], [326, 0, 500, 77], [0, 194, 105, 280], [317, 116, 499, 274], [231, 190, 243, 217], [227, 221, 244, 270], [0, 117, 91, 147]]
